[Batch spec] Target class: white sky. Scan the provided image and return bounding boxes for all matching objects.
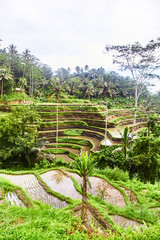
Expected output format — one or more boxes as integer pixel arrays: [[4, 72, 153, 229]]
[[0, 0, 160, 92]]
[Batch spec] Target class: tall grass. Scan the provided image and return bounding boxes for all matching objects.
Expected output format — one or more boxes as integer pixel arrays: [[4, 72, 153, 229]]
[[93, 167, 130, 182]]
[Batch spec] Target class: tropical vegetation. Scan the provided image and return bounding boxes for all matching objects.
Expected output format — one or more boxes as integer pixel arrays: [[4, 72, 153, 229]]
[[0, 38, 160, 239]]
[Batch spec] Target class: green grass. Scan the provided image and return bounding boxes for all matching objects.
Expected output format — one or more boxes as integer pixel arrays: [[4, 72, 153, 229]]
[[0, 93, 35, 103], [37, 105, 105, 112], [93, 167, 130, 182], [43, 148, 77, 159], [57, 137, 93, 147], [64, 129, 83, 136], [40, 120, 88, 127], [0, 205, 92, 240], [0, 203, 160, 240]]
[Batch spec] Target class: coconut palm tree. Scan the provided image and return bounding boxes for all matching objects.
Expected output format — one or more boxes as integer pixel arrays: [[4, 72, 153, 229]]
[[0, 67, 13, 97], [84, 83, 94, 100], [7, 44, 19, 83], [19, 77, 27, 103], [99, 79, 118, 149], [8, 44, 18, 55], [84, 65, 89, 72], [75, 66, 80, 74], [74, 152, 96, 223], [22, 48, 31, 78], [49, 78, 62, 157]]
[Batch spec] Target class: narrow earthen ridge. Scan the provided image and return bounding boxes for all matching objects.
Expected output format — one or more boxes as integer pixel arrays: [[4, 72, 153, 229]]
[[37, 178, 69, 203], [121, 186, 139, 204], [15, 189, 33, 208], [0, 187, 4, 205]]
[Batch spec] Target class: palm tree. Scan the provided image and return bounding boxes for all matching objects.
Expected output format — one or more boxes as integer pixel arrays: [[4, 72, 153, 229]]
[[0, 67, 13, 97], [49, 78, 62, 157], [112, 127, 133, 161], [7, 44, 18, 82], [19, 77, 27, 103], [99, 80, 118, 149], [75, 66, 80, 74], [84, 65, 89, 72], [22, 48, 31, 77], [84, 83, 94, 100], [74, 152, 96, 223], [8, 44, 18, 55]]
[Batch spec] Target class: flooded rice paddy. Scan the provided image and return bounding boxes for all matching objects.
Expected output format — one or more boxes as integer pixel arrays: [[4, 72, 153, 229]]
[[40, 170, 81, 200], [0, 173, 67, 208]]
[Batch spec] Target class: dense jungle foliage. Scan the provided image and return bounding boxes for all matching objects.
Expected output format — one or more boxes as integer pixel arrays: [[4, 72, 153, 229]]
[[0, 42, 151, 102]]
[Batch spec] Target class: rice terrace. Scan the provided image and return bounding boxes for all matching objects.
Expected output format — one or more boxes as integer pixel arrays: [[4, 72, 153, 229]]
[[0, 38, 160, 239]]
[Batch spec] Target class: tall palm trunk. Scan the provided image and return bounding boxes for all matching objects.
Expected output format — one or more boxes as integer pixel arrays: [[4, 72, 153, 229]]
[[131, 85, 138, 151], [29, 67, 33, 97], [105, 98, 108, 149], [133, 84, 138, 134], [1, 79, 3, 98], [31, 68, 33, 97], [23, 64, 26, 78], [56, 99, 58, 157]]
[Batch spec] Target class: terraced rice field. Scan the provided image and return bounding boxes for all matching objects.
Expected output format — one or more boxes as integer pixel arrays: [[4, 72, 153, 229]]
[[41, 170, 81, 200], [0, 173, 67, 208], [109, 214, 144, 229], [0, 171, 128, 208], [65, 171, 126, 207], [5, 192, 26, 207], [0, 169, 148, 230], [37, 102, 149, 161]]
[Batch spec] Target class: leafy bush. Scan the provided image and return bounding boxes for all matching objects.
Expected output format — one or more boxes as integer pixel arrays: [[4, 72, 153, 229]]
[[131, 136, 160, 183], [0, 105, 40, 168], [93, 146, 125, 170]]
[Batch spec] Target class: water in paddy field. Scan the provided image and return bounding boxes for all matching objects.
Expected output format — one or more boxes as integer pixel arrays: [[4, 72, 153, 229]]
[[40, 170, 82, 200], [109, 215, 145, 229], [0, 173, 68, 208], [5, 192, 25, 207]]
